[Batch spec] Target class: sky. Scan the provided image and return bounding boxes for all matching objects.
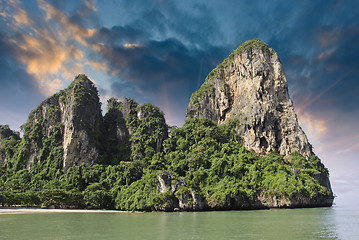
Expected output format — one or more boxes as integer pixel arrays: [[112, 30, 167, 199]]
[[0, 0, 358, 206]]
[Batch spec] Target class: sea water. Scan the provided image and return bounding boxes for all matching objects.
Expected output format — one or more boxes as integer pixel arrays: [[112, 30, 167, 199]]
[[0, 205, 358, 239]]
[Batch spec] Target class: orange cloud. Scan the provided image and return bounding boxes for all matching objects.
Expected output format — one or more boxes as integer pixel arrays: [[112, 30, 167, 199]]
[[46, 78, 65, 94], [2, 0, 99, 96], [124, 43, 141, 49], [87, 61, 121, 76], [297, 108, 359, 163], [17, 34, 66, 75], [7, 0, 31, 27], [12, 27, 86, 95], [0, 11, 7, 18], [84, 0, 97, 12], [62, 63, 85, 80], [88, 61, 109, 72], [37, 0, 97, 47], [297, 111, 328, 141]]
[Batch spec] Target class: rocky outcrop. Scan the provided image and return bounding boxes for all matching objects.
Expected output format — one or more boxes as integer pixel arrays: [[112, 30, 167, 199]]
[[256, 190, 334, 208], [102, 98, 131, 164], [136, 104, 168, 153], [103, 97, 168, 163], [0, 40, 333, 210], [59, 75, 102, 171], [4, 75, 168, 172], [0, 125, 20, 166], [157, 172, 205, 211], [156, 172, 332, 211], [20, 74, 103, 172], [186, 39, 311, 159], [184, 39, 333, 209], [0, 125, 20, 143]]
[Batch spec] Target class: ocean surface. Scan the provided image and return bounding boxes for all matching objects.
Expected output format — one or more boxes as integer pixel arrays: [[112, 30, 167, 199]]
[[0, 205, 358, 240]]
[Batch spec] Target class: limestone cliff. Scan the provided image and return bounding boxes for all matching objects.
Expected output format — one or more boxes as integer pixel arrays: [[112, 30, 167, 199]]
[[0, 41, 333, 210], [0, 125, 20, 166], [184, 39, 333, 209], [3, 75, 167, 172], [103, 97, 168, 163], [19, 74, 103, 172], [186, 39, 311, 159]]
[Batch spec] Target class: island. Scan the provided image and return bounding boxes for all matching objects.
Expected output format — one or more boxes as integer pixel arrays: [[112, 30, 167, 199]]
[[0, 39, 334, 211]]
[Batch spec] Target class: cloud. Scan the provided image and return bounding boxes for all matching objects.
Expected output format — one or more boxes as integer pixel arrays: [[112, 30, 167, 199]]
[[297, 105, 359, 164], [0, 0, 104, 95], [84, 0, 97, 12], [9, 0, 31, 26], [315, 26, 343, 48], [317, 48, 336, 61], [87, 60, 109, 72], [37, 0, 97, 46], [1, 0, 227, 118], [124, 43, 141, 49], [9, 28, 82, 94], [0, 0, 32, 28], [297, 111, 328, 146]]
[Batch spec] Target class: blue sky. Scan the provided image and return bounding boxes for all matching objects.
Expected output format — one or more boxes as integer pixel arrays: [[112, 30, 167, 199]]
[[0, 0, 358, 206]]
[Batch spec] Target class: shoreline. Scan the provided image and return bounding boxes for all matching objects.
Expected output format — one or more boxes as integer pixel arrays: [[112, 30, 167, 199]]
[[0, 207, 129, 214], [0, 205, 334, 215]]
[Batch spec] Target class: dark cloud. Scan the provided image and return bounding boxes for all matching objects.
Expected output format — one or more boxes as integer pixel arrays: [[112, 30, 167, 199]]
[[69, 0, 100, 29], [0, 31, 44, 128], [103, 0, 222, 48], [244, 1, 359, 119], [94, 35, 227, 126], [99, 38, 222, 84], [1, 0, 358, 127], [78, 0, 359, 131], [79, 0, 228, 123], [287, 21, 359, 114], [0, 31, 39, 96], [89, 25, 147, 47]]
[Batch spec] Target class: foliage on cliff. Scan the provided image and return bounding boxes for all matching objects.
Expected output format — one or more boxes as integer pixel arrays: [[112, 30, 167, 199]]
[[102, 97, 167, 165], [0, 44, 334, 209], [0, 117, 331, 210]]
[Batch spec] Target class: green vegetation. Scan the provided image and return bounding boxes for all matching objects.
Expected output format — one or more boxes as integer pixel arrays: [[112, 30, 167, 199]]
[[0, 116, 331, 210], [0, 73, 332, 210], [102, 98, 167, 165]]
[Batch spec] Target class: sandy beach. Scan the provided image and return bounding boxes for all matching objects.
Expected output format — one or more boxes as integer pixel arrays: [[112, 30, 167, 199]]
[[0, 207, 127, 214]]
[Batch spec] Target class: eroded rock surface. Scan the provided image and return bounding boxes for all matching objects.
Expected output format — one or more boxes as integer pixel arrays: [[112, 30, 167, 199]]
[[21, 74, 102, 172], [186, 39, 311, 159]]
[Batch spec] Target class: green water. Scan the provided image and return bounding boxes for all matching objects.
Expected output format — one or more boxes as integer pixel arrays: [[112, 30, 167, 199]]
[[0, 206, 358, 239]]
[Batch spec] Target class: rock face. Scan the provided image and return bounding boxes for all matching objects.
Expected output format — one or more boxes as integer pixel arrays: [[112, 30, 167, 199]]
[[3, 75, 168, 172], [0, 125, 20, 166], [157, 171, 332, 211], [0, 41, 333, 211], [157, 172, 205, 211], [186, 39, 311, 159], [103, 97, 168, 164], [102, 98, 132, 164], [20, 74, 103, 172], [59, 75, 102, 171]]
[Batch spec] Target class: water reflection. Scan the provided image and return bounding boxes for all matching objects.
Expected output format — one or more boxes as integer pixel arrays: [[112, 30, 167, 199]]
[[1, 206, 357, 239]]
